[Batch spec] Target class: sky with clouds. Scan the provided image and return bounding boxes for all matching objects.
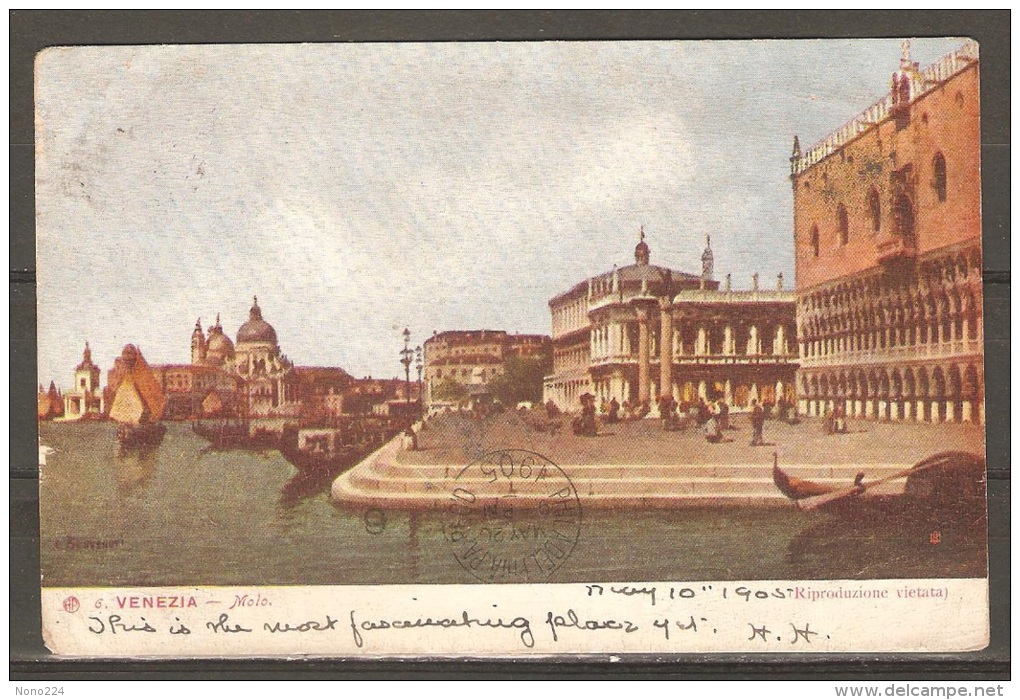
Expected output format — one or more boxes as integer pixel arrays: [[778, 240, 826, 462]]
[[36, 38, 966, 385]]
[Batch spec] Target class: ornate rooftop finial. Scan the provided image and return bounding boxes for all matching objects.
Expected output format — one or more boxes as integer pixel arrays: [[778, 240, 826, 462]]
[[634, 226, 650, 265], [901, 38, 911, 65], [250, 295, 262, 320], [791, 135, 801, 159], [752, 272, 760, 291], [701, 235, 714, 282], [76, 340, 98, 372], [194, 318, 202, 332], [777, 272, 785, 291]]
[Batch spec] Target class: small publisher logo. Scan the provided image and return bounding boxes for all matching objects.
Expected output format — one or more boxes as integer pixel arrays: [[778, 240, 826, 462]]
[[62, 596, 80, 613]]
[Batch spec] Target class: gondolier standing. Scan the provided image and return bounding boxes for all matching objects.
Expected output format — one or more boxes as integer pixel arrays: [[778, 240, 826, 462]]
[[749, 399, 765, 446]]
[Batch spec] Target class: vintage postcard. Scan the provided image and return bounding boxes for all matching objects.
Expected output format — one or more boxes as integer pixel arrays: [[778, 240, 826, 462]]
[[36, 39, 988, 657]]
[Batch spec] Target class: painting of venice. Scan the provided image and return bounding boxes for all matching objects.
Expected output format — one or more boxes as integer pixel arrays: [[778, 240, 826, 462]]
[[36, 39, 988, 655]]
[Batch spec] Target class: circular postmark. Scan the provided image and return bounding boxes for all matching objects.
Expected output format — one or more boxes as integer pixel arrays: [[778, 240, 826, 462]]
[[443, 449, 581, 583], [62, 596, 80, 613]]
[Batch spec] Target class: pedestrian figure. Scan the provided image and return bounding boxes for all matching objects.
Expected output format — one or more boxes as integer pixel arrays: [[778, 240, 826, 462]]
[[717, 400, 730, 430], [607, 397, 620, 424], [697, 398, 711, 426], [572, 392, 598, 437], [777, 397, 790, 423], [833, 403, 848, 434], [749, 399, 765, 446], [704, 409, 723, 443], [659, 395, 675, 430]]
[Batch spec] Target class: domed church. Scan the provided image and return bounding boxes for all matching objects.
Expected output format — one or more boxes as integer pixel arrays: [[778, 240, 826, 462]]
[[189, 296, 300, 416], [233, 296, 298, 414]]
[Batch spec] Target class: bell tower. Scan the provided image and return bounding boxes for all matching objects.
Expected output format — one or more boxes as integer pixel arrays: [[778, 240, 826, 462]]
[[74, 341, 101, 393], [191, 318, 206, 364]]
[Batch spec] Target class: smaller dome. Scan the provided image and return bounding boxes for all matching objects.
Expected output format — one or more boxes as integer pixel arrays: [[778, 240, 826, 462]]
[[237, 296, 278, 345], [206, 326, 235, 364]]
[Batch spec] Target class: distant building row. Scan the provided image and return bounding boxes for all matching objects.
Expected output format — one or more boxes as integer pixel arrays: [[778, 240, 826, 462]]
[[422, 330, 551, 408], [46, 297, 411, 422]]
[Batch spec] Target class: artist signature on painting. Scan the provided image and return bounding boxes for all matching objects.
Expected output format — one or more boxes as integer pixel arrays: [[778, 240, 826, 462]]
[[52, 535, 124, 551]]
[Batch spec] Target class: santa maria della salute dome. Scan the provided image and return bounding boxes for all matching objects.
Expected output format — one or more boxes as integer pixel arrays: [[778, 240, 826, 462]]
[[191, 297, 285, 368], [236, 296, 278, 346], [124, 295, 355, 420], [189, 296, 301, 416]]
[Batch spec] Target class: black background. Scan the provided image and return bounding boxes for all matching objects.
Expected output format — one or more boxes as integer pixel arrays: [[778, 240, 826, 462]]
[[10, 10, 1009, 680]]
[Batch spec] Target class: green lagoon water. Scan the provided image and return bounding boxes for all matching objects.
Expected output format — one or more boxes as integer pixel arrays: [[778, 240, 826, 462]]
[[39, 422, 985, 587]]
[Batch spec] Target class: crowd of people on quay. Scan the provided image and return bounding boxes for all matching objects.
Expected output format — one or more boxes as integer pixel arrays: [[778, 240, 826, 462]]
[[543, 392, 814, 446], [416, 390, 851, 452]]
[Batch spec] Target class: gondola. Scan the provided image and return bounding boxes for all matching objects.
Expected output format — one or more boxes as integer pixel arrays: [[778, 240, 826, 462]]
[[191, 419, 278, 450], [117, 421, 168, 449], [772, 451, 986, 521], [278, 425, 373, 478]]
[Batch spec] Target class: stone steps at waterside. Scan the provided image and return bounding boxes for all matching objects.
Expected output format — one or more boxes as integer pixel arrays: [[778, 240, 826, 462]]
[[330, 438, 912, 510]]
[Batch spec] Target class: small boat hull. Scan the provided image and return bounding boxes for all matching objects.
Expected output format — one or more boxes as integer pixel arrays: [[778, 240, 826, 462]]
[[192, 421, 278, 450], [772, 463, 835, 500], [772, 451, 986, 524], [117, 422, 168, 449], [278, 426, 364, 477]]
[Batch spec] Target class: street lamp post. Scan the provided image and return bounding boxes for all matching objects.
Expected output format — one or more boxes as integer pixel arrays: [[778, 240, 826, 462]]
[[399, 328, 413, 407], [415, 345, 423, 413]]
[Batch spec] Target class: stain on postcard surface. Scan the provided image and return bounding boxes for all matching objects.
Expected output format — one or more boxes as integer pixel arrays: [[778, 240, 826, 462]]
[[36, 39, 987, 655]]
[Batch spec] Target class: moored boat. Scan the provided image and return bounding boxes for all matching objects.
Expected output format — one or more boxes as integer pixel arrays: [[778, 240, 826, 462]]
[[192, 418, 248, 448], [279, 419, 402, 477], [771, 458, 835, 501], [117, 421, 168, 449], [772, 451, 986, 522], [278, 425, 370, 477]]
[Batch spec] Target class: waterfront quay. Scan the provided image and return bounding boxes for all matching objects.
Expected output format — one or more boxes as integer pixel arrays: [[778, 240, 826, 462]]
[[331, 410, 985, 510]]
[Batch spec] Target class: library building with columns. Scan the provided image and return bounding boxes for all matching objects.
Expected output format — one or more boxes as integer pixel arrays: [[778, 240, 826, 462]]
[[791, 40, 983, 424], [543, 232, 798, 415]]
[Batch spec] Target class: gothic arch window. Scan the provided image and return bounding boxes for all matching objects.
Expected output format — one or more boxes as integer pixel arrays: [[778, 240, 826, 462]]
[[810, 225, 820, 257], [837, 204, 849, 246], [933, 153, 947, 203], [868, 188, 881, 233], [892, 191, 915, 245]]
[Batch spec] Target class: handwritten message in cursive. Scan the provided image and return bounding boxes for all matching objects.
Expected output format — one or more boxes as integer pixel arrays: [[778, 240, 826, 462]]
[[41, 580, 982, 656]]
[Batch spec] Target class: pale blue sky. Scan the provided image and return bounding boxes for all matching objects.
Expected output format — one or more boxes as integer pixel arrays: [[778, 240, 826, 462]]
[[36, 39, 966, 386]]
